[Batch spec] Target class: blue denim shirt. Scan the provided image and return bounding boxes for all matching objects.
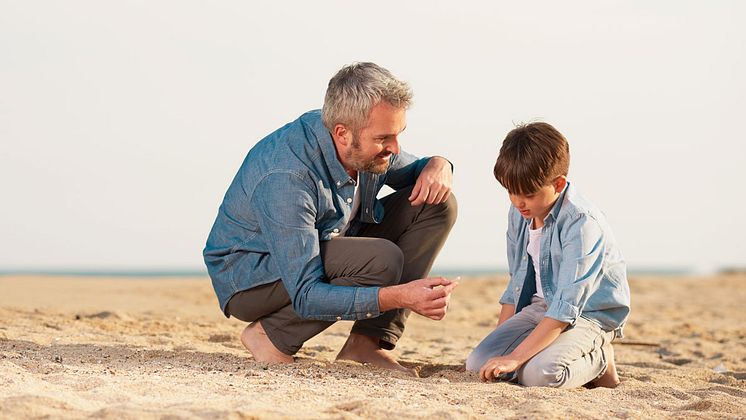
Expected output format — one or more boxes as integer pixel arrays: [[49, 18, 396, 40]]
[[203, 110, 431, 320], [500, 182, 631, 337]]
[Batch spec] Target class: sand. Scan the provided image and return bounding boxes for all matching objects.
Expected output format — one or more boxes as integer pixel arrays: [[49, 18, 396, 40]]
[[1, 273, 745, 419]]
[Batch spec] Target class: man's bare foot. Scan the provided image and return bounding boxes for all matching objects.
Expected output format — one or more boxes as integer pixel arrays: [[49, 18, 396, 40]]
[[590, 343, 620, 388], [240, 322, 293, 363], [336, 333, 415, 376]]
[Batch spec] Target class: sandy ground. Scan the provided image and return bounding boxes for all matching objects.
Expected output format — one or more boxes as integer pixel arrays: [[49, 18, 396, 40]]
[[1, 273, 745, 419]]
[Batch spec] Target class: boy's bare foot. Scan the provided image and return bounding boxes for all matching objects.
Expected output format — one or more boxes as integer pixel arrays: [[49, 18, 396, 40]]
[[590, 343, 620, 388], [240, 322, 293, 363], [336, 333, 416, 376]]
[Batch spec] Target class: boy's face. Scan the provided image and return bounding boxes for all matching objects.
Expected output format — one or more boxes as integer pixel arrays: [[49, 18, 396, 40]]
[[508, 177, 567, 224]]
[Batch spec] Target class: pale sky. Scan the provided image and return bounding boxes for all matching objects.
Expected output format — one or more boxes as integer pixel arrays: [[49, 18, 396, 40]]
[[1, 1, 744, 273]]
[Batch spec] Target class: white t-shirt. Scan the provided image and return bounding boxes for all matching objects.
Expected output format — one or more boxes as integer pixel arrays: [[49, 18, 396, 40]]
[[527, 223, 544, 298]]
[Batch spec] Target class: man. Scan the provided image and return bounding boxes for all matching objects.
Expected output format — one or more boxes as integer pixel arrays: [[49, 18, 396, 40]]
[[203, 62, 457, 373]]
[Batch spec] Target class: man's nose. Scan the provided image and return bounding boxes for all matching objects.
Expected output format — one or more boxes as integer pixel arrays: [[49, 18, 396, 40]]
[[385, 137, 400, 155]]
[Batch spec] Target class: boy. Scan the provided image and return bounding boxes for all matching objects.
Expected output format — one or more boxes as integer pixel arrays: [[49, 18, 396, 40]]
[[465, 122, 630, 388]]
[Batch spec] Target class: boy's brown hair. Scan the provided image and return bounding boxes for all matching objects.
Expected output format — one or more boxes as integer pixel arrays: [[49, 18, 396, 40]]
[[493, 122, 570, 195]]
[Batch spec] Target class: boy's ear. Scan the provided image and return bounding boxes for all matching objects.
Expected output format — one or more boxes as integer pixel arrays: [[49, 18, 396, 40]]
[[554, 176, 567, 193]]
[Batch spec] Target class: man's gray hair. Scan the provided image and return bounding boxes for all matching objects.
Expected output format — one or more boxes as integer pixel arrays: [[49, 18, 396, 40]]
[[322, 62, 413, 133]]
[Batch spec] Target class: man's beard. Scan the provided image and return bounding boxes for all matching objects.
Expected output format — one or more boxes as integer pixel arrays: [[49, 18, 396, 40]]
[[346, 136, 391, 175]]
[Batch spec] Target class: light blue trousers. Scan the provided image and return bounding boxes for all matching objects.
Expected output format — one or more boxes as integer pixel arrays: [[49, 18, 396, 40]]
[[465, 296, 615, 388]]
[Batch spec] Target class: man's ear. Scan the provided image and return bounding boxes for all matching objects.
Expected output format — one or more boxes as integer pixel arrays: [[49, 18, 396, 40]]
[[332, 124, 351, 146], [554, 176, 567, 193]]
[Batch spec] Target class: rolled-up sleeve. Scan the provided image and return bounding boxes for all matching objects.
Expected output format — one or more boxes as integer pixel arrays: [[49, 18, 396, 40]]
[[499, 208, 521, 305], [384, 150, 430, 190], [252, 172, 381, 321], [545, 213, 605, 325]]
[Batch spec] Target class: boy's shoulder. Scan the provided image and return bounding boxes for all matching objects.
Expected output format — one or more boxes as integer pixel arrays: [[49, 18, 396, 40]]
[[554, 182, 611, 232], [558, 183, 596, 216], [506, 182, 612, 232]]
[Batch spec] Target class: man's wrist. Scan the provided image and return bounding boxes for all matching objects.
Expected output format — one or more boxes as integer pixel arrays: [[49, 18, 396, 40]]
[[430, 155, 453, 171], [378, 284, 403, 312]]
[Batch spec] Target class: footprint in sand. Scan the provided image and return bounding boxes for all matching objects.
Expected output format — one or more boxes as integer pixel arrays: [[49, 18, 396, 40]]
[[679, 400, 713, 411], [691, 385, 746, 399]]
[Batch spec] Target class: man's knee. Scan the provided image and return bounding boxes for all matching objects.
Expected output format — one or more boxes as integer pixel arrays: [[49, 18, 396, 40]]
[[437, 193, 458, 228], [364, 239, 404, 286]]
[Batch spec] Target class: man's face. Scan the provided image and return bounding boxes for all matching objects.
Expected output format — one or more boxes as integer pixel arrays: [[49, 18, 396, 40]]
[[345, 102, 406, 174]]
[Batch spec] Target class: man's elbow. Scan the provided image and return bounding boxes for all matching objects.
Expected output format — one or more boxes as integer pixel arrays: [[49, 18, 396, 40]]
[[291, 298, 327, 320]]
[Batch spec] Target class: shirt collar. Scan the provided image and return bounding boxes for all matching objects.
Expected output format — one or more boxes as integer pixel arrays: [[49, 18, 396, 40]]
[[546, 181, 571, 223], [307, 110, 355, 187]]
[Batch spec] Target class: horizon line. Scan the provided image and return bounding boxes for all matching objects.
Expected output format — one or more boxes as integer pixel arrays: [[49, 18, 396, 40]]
[[0, 265, 739, 277]]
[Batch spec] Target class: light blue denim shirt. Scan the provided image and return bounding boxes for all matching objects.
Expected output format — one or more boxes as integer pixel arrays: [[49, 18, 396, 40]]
[[500, 182, 631, 337], [203, 110, 431, 320]]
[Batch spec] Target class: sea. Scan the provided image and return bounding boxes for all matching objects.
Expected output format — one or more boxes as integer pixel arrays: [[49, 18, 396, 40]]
[[0, 267, 700, 278]]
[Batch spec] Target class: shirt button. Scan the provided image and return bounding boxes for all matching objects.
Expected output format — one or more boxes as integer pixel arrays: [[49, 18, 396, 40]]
[[336, 181, 341, 186], [346, 197, 353, 204], [336, 316, 341, 321], [333, 228, 339, 233], [523, 256, 527, 261], [366, 312, 372, 318]]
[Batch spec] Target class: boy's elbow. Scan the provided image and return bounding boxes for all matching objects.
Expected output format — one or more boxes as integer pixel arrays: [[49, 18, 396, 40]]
[[546, 299, 581, 325]]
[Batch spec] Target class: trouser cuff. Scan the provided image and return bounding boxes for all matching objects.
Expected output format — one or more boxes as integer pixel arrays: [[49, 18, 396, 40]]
[[259, 319, 301, 356], [350, 326, 400, 350]]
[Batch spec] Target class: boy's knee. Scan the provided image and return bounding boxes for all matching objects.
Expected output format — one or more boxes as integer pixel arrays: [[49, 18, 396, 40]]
[[518, 359, 565, 388], [464, 349, 484, 372]]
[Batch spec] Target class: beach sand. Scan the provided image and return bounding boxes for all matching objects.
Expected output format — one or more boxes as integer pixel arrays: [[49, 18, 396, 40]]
[[1, 273, 745, 419]]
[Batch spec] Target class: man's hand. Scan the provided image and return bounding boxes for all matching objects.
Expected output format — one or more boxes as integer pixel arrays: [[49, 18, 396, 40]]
[[479, 355, 523, 382], [409, 156, 453, 206], [379, 277, 458, 320]]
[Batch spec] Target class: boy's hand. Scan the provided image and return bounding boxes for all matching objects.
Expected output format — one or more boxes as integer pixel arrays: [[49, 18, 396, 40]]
[[478, 317, 569, 382], [479, 355, 522, 381]]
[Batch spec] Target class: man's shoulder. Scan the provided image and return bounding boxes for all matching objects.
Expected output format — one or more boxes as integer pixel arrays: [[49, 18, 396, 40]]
[[261, 110, 323, 147], [298, 109, 323, 125], [248, 110, 325, 165]]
